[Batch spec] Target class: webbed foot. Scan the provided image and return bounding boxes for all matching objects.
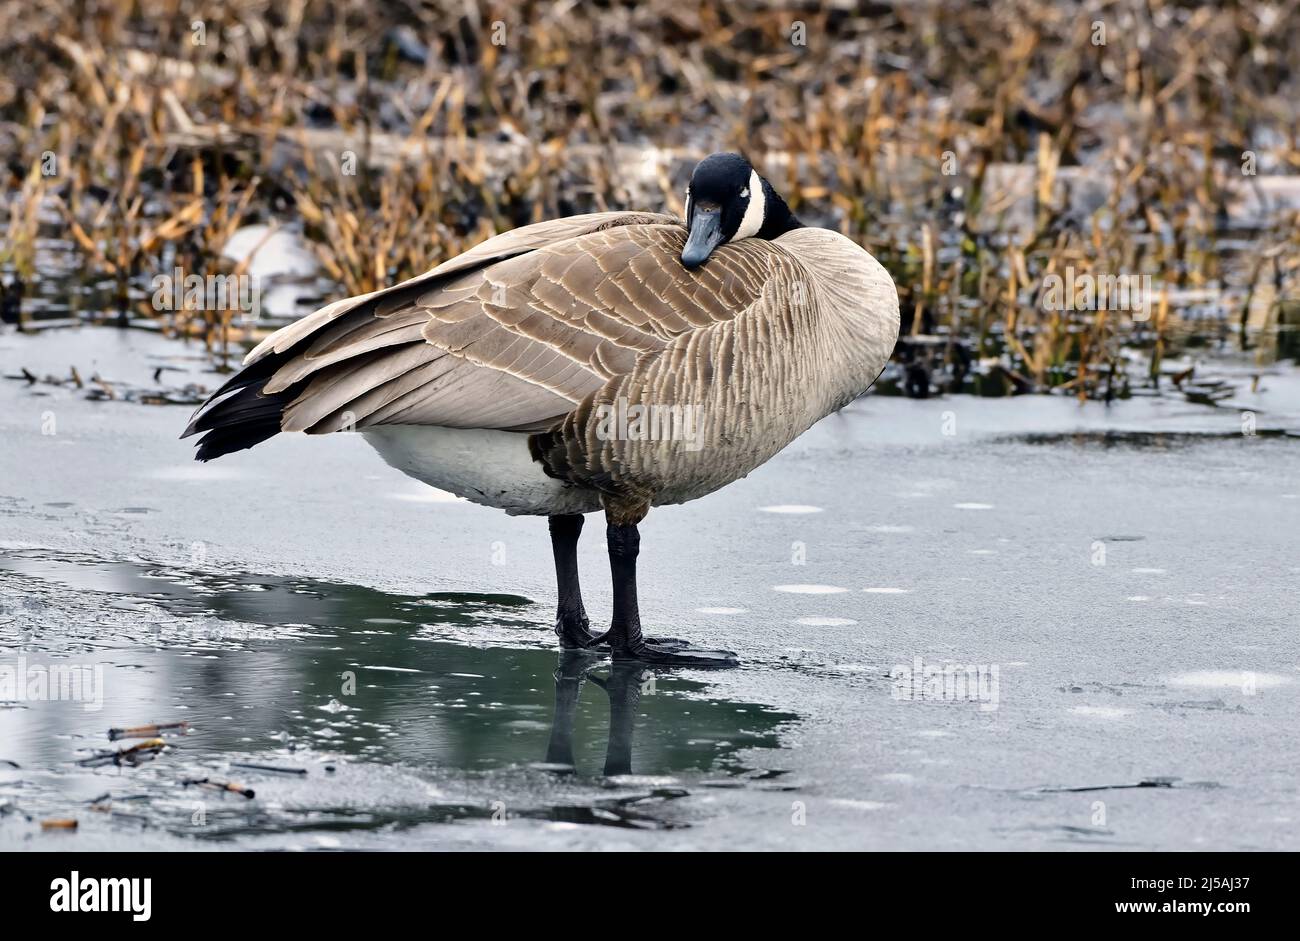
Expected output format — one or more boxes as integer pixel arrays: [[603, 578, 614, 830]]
[[610, 637, 739, 668]]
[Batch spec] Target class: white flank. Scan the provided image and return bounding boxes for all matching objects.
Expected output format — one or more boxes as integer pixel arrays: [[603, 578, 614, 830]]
[[362, 425, 599, 517]]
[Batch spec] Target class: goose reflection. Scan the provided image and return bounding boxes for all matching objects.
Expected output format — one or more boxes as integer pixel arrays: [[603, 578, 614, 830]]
[[0, 552, 795, 778], [547, 652, 650, 777]]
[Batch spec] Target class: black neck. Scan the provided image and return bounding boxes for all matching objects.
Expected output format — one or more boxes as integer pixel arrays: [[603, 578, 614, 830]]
[[757, 177, 804, 239]]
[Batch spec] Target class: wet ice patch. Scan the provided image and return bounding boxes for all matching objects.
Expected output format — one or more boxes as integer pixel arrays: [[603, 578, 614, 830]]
[[794, 617, 857, 627], [953, 502, 994, 510], [773, 584, 848, 594], [758, 505, 823, 514], [866, 524, 914, 533], [697, 606, 746, 615], [1168, 670, 1292, 690], [1132, 567, 1166, 574], [1070, 706, 1131, 718], [898, 479, 952, 499], [830, 799, 889, 810], [863, 587, 910, 594]]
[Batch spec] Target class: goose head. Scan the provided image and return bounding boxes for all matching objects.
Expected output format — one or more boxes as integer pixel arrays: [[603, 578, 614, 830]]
[[680, 152, 802, 270]]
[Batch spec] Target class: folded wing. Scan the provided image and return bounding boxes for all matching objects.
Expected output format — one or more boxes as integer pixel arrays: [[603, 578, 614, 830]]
[[185, 210, 783, 459]]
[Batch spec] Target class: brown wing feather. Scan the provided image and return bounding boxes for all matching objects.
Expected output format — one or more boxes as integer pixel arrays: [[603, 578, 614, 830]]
[[240, 211, 678, 367], [260, 218, 779, 436]]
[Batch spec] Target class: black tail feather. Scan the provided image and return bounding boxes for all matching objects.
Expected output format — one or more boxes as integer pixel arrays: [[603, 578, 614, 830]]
[[183, 349, 307, 462], [180, 240, 527, 463]]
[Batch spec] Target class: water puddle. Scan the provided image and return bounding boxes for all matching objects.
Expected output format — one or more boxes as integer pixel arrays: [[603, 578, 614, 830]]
[[0, 552, 536, 631], [0, 551, 797, 847]]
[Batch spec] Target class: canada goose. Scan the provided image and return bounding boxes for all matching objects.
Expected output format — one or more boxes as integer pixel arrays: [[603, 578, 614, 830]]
[[184, 152, 900, 666]]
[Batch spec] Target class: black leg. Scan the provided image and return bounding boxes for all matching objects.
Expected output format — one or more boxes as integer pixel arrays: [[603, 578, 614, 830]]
[[604, 521, 739, 667], [550, 513, 690, 652], [549, 514, 594, 649], [606, 522, 647, 656]]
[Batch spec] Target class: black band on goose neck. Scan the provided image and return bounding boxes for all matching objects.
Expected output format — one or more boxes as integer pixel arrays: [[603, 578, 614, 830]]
[[757, 176, 803, 239]]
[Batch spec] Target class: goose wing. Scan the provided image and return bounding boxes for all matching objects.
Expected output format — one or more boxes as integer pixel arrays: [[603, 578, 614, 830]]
[[187, 211, 784, 451]]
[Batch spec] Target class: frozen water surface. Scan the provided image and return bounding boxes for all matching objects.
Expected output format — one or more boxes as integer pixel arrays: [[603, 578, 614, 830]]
[[1, 329, 1298, 849]]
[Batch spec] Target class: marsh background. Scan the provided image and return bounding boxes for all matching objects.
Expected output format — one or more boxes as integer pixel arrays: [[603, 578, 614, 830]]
[[2, 0, 1298, 398]]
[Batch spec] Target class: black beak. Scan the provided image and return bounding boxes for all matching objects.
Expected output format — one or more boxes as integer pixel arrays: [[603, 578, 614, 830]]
[[681, 207, 724, 270]]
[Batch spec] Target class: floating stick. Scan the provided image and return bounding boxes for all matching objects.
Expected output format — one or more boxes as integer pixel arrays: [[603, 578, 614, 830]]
[[108, 721, 190, 741]]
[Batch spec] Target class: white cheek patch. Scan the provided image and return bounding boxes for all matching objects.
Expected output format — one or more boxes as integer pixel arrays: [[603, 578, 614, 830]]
[[731, 169, 765, 242], [683, 189, 691, 224]]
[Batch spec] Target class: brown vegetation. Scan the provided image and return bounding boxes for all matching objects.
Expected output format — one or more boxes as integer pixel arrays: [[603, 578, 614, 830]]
[[1, 0, 1297, 394]]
